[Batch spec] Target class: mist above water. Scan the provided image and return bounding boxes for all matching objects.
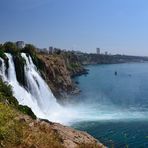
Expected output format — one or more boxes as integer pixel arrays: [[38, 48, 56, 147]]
[[0, 54, 148, 125], [70, 63, 148, 123], [71, 64, 148, 147], [0, 53, 78, 124]]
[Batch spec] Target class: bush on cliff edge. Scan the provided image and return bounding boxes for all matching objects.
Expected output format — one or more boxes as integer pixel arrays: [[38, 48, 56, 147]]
[[0, 80, 36, 119]]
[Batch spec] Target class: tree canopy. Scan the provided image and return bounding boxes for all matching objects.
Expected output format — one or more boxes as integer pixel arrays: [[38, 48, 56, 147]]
[[3, 42, 18, 54]]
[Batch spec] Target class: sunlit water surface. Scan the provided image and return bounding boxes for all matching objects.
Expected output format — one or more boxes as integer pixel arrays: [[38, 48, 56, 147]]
[[71, 63, 148, 148]]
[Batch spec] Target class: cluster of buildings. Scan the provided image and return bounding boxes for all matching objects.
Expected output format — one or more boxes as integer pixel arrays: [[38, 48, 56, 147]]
[[15, 41, 110, 56], [15, 41, 66, 54], [15, 41, 61, 54], [37, 46, 63, 54], [96, 48, 108, 55]]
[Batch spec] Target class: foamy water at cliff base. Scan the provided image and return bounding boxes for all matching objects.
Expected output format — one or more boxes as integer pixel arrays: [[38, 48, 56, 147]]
[[0, 53, 80, 124], [71, 64, 148, 147], [0, 53, 148, 126]]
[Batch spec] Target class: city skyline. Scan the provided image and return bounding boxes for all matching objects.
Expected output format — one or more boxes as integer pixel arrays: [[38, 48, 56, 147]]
[[1, 0, 148, 56]]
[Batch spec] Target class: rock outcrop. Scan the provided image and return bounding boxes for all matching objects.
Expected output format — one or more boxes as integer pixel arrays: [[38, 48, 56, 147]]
[[62, 52, 88, 77], [0, 79, 106, 148], [0, 101, 105, 148], [16, 115, 105, 148], [35, 52, 88, 99], [36, 54, 76, 98]]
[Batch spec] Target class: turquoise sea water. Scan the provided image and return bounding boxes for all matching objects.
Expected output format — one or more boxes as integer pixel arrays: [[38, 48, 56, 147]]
[[72, 63, 148, 148]]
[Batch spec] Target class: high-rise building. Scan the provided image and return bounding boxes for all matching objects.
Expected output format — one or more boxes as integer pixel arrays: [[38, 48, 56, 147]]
[[49, 46, 53, 53], [105, 51, 108, 55], [96, 48, 100, 54]]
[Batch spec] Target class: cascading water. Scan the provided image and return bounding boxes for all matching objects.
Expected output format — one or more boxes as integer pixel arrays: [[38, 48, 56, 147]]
[[0, 57, 6, 81], [21, 53, 71, 121], [4, 53, 47, 119], [0, 53, 147, 126], [21, 53, 62, 111], [0, 53, 78, 124]]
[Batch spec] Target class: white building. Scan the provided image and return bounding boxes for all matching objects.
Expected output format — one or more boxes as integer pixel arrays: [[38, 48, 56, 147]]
[[96, 48, 100, 54], [16, 41, 25, 49]]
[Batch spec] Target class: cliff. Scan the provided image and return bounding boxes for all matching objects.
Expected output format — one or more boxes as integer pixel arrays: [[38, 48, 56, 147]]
[[36, 53, 76, 99], [70, 53, 148, 65], [0, 42, 87, 99], [61, 52, 88, 77], [36, 51, 148, 99], [0, 80, 105, 148], [0, 103, 105, 148], [2, 42, 148, 100], [34, 52, 88, 99]]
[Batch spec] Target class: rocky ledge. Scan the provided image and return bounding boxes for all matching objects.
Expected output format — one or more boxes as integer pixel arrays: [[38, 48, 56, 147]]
[[0, 79, 105, 148], [18, 115, 105, 148], [36, 53, 88, 99], [0, 101, 105, 148]]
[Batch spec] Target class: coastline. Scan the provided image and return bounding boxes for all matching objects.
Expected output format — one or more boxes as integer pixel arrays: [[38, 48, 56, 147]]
[[1, 43, 148, 147]]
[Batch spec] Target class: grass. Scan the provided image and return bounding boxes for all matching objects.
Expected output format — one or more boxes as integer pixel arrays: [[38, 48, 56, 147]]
[[0, 102, 65, 148], [0, 79, 65, 148], [0, 102, 23, 147]]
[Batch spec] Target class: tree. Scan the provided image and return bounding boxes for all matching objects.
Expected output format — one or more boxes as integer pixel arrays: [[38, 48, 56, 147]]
[[22, 44, 36, 54], [3, 41, 18, 54], [0, 44, 6, 58], [0, 44, 3, 49]]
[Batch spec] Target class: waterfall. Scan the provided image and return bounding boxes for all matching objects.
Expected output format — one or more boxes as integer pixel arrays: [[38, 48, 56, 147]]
[[0, 57, 6, 81], [0, 53, 77, 124], [21, 53, 62, 116], [4, 53, 47, 118], [1, 53, 147, 125]]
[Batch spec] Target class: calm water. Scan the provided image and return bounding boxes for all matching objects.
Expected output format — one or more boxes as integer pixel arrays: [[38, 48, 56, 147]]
[[71, 63, 148, 148]]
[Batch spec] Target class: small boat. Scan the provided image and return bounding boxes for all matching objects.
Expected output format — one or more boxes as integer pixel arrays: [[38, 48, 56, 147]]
[[115, 71, 117, 76]]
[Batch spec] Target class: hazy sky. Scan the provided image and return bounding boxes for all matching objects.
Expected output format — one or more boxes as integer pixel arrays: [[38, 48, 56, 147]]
[[1, 0, 148, 55]]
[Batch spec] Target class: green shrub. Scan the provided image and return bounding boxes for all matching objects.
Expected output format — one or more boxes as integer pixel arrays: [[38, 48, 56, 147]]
[[0, 103, 23, 146], [13, 54, 26, 87], [22, 44, 36, 55], [0, 49, 5, 59], [0, 80, 12, 97], [3, 41, 19, 54], [18, 105, 36, 119], [0, 79, 36, 119]]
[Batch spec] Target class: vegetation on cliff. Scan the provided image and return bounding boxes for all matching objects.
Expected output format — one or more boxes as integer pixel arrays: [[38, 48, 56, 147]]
[[2, 41, 132, 98], [2, 42, 19, 55], [0, 80, 36, 119], [0, 100, 64, 148], [0, 79, 104, 148], [0, 50, 6, 59], [0, 41, 107, 147], [3, 41, 137, 98], [62, 51, 88, 77], [0, 42, 41, 87], [13, 55, 26, 86]]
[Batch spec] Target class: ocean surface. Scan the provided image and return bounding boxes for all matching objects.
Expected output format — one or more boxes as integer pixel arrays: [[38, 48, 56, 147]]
[[71, 63, 148, 148]]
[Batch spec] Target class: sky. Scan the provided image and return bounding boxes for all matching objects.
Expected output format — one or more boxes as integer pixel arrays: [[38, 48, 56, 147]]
[[1, 0, 148, 56]]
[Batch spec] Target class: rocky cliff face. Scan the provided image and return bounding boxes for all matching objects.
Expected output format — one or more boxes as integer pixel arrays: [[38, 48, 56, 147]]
[[62, 52, 88, 77], [71, 53, 148, 65], [36, 54, 76, 99], [34, 53, 88, 100], [0, 49, 87, 100]]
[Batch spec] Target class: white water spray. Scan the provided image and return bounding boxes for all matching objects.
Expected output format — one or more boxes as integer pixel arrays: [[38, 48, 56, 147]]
[[0, 53, 78, 124], [0, 53, 147, 125], [0, 57, 6, 81], [5, 53, 47, 118]]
